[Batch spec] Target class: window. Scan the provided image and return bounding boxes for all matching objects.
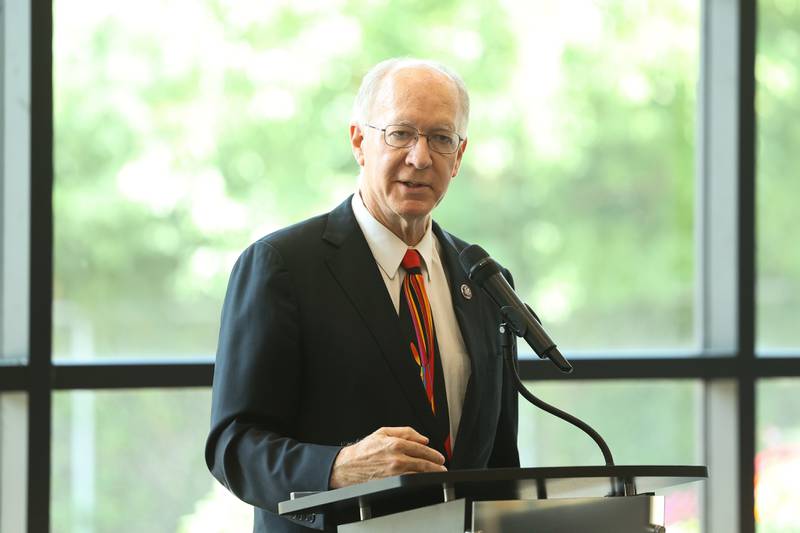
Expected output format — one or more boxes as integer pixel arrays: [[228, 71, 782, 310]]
[[756, 0, 800, 352], [756, 379, 800, 531], [51, 389, 252, 532], [0, 394, 28, 532], [519, 380, 703, 532], [52, 1, 699, 359]]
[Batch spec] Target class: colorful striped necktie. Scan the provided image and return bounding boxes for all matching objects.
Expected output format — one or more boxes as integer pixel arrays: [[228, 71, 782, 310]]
[[399, 249, 452, 460]]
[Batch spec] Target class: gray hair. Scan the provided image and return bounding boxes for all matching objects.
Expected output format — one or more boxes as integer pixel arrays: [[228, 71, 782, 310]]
[[351, 58, 470, 133]]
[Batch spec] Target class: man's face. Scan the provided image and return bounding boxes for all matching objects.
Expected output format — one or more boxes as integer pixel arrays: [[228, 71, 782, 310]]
[[350, 68, 468, 234]]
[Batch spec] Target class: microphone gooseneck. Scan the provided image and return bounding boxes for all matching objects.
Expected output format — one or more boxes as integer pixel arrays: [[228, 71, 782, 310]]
[[460, 244, 615, 467], [499, 323, 615, 466]]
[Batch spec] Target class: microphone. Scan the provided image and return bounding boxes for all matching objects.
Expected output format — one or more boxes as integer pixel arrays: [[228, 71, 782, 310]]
[[459, 245, 573, 373]]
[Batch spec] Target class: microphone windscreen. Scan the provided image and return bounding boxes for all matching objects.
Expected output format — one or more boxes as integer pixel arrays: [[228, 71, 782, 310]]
[[458, 244, 489, 273], [459, 244, 500, 282]]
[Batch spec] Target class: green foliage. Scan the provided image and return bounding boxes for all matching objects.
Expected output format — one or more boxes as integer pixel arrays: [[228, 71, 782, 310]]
[[54, 0, 702, 357], [518, 380, 699, 466], [757, 0, 800, 348]]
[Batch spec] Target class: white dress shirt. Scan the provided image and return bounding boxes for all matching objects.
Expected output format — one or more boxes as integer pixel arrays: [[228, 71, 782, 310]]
[[351, 193, 471, 446]]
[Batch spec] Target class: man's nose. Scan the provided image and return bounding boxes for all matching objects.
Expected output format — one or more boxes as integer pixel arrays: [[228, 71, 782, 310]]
[[406, 135, 433, 169]]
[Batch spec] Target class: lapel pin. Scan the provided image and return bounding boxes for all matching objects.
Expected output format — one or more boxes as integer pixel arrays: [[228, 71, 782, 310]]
[[460, 283, 473, 300]]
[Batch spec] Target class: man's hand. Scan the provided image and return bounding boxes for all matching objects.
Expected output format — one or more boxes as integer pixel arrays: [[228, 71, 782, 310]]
[[329, 427, 447, 489]]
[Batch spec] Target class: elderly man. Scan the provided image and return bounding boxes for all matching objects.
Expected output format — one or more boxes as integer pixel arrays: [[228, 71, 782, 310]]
[[206, 58, 520, 532]]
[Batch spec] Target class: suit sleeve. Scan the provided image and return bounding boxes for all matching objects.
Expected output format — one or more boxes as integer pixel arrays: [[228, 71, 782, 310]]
[[205, 241, 342, 512], [488, 267, 521, 468]]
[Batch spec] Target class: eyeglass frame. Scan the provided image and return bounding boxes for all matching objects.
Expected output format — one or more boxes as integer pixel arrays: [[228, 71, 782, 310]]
[[363, 123, 465, 154]]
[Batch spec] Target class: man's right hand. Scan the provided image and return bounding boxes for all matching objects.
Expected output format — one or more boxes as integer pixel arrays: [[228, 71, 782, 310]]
[[328, 426, 447, 489]]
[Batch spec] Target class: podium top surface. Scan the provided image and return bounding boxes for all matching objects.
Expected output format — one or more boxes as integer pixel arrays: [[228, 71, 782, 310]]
[[278, 464, 707, 521]]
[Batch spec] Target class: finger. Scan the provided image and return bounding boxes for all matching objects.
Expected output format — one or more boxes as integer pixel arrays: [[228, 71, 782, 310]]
[[391, 456, 448, 475], [376, 426, 429, 444], [389, 438, 446, 465]]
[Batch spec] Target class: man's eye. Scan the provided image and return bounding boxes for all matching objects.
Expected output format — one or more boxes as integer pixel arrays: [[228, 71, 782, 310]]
[[388, 130, 413, 140], [432, 134, 456, 146]]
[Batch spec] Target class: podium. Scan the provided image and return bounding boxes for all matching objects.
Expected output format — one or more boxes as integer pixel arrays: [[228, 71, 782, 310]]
[[278, 465, 707, 532]]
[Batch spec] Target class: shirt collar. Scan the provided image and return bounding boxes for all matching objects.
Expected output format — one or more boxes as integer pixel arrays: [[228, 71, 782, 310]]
[[351, 191, 435, 281]]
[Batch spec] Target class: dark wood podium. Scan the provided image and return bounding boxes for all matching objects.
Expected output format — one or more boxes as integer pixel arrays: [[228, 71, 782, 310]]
[[278, 465, 707, 532]]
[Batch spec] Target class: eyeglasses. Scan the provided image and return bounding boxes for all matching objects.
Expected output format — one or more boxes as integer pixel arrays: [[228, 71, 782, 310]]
[[365, 123, 464, 154]]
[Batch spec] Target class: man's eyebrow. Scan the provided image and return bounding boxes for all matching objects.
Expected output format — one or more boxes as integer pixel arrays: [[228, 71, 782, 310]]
[[391, 119, 455, 131]]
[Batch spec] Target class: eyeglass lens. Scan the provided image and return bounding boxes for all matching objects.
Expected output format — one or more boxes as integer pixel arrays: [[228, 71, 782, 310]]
[[384, 125, 459, 153]]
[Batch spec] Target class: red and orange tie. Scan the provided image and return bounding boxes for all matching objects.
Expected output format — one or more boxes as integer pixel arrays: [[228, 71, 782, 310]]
[[399, 249, 452, 460]]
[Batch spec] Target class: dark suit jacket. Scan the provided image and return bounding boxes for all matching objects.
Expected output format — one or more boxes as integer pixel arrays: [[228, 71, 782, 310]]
[[206, 196, 519, 532]]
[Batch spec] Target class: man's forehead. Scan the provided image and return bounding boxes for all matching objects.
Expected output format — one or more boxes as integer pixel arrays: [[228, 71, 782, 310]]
[[382, 67, 458, 99], [372, 67, 462, 129]]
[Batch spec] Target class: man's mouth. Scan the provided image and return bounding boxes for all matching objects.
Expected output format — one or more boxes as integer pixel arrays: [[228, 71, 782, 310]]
[[400, 181, 427, 189]]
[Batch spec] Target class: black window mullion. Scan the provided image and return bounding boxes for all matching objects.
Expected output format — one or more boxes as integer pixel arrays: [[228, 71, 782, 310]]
[[29, 0, 54, 531], [0, 365, 28, 391], [51, 360, 214, 390], [737, 0, 758, 532]]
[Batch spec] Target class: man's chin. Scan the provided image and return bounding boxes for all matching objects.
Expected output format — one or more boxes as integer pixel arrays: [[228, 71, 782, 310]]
[[394, 201, 436, 221]]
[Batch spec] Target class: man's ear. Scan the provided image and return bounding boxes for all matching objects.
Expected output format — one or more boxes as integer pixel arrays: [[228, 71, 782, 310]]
[[451, 137, 468, 178], [350, 123, 366, 167]]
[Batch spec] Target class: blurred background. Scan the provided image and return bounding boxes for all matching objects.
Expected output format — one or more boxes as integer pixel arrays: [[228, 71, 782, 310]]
[[2, 0, 799, 531]]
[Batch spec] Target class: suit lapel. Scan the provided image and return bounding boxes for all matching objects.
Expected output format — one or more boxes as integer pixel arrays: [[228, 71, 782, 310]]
[[322, 197, 443, 446], [433, 223, 493, 465]]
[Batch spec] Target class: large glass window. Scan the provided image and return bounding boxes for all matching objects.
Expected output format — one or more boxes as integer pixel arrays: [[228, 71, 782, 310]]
[[519, 380, 701, 466], [1, 0, 31, 364], [51, 389, 251, 532], [1, 394, 27, 533], [519, 380, 703, 532], [438, 2, 699, 352], [756, 0, 800, 352], [756, 379, 800, 532], [29, 0, 792, 532], [53, 0, 698, 359]]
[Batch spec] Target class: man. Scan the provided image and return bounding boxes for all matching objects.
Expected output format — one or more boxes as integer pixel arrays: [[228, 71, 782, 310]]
[[206, 58, 519, 532]]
